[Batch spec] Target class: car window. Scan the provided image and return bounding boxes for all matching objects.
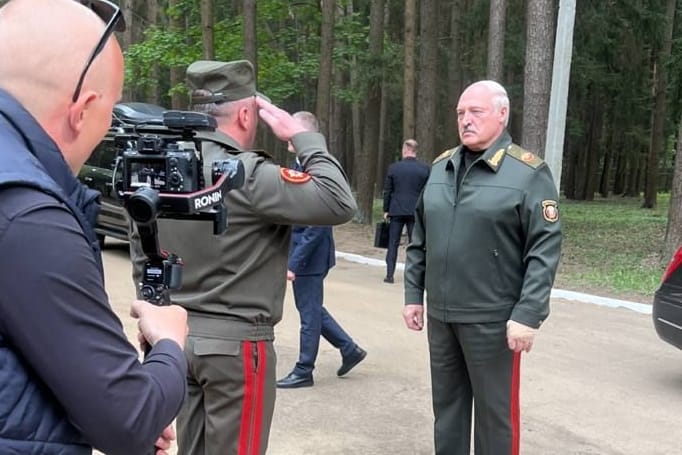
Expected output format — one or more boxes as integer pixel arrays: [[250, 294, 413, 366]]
[[86, 138, 117, 170]]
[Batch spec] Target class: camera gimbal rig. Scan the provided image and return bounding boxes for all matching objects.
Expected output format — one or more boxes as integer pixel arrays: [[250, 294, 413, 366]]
[[115, 111, 245, 305], [122, 166, 243, 304]]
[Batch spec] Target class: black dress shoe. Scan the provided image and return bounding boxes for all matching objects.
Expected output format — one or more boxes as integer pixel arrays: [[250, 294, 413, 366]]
[[337, 346, 367, 377], [383, 277, 394, 283], [276, 372, 313, 389]]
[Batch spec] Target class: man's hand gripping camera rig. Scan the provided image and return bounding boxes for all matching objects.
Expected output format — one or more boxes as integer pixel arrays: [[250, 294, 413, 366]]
[[115, 110, 245, 305]]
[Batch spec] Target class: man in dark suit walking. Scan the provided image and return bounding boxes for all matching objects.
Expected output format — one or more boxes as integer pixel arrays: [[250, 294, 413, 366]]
[[382, 139, 430, 283], [276, 112, 366, 389]]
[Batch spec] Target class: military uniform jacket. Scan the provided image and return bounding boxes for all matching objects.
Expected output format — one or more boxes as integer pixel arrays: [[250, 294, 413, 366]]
[[404, 131, 562, 329], [130, 130, 356, 338]]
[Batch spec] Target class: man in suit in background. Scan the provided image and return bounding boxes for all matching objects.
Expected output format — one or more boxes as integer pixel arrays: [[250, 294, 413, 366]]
[[276, 112, 367, 389], [382, 139, 430, 283]]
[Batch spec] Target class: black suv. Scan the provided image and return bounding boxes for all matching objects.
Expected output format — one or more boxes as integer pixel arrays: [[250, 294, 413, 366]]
[[78, 102, 165, 247], [652, 245, 682, 349]]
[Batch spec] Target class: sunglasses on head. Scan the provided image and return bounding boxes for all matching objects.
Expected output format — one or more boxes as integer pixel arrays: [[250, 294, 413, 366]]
[[71, 0, 126, 102]]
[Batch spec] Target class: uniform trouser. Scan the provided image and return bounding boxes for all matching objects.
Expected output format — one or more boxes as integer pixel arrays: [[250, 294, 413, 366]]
[[292, 273, 356, 375], [177, 332, 277, 455], [385, 215, 415, 279], [427, 315, 521, 455]]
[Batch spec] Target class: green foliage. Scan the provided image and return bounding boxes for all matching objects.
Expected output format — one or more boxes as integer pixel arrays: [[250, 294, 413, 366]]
[[124, 0, 381, 105], [568, 1, 659, 151], [118, 0, 448, 141], [117, 0, 682, 200]]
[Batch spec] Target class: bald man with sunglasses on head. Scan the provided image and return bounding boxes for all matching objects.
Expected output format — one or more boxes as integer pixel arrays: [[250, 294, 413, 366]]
[[0, 1, 188, 454]]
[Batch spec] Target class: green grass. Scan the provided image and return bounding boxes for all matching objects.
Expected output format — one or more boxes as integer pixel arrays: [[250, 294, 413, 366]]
[[555, 195, 670, 301], [374, 194, 672, 302]]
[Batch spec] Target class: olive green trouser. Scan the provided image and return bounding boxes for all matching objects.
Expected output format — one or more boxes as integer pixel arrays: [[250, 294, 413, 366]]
[[177, 334, 277, 455], [427, 315, 521, 455]]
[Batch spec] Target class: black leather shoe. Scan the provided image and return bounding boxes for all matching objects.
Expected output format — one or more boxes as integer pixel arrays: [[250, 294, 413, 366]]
[[337, 346, 367, 377], [383, 277, 394, 283], [276, 372, 313, 389]]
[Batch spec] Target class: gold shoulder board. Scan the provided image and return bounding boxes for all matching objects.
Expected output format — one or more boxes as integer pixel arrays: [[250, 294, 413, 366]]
[[433, 147, 458, 165], [506, 144, 544, 169]]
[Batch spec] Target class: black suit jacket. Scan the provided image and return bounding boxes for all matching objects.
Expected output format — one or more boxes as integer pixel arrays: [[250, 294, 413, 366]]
[[382, 157, 430, 216]]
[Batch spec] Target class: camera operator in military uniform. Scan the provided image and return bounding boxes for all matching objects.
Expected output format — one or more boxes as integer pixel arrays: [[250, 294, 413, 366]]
[[128, 59, 357, 455]]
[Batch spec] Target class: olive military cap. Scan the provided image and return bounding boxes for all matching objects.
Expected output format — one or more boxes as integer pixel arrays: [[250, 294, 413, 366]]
[[187, 60, 266, 104]]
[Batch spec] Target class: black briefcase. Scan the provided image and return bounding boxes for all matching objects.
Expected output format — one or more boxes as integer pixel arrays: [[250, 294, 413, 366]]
[[374, 221, 389, 249]]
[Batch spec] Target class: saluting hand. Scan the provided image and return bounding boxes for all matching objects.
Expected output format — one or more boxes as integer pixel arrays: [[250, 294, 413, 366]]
[[256, 96, 306, 142], [402, 304, 424, 331], [506, 320, 537, 353]]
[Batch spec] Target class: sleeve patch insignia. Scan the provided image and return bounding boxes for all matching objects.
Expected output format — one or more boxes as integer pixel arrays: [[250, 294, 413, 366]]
[[280, 167, 312, 184], [541, 200, 559, 223]]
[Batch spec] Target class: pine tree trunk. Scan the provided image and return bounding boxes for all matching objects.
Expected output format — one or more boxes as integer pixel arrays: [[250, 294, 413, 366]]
[[416, 0, 439, 162], [145, 0, 160, 105], [583, 95, 602, 201], [376, 2, 391, 198], [201, 0, 215, 59], [402, 0, 417, 139], [663, 114, 682, 262], [243, 0, 257, 74], [487, 0, 506, 82], [446, 0, 464, 148], [644, 0, 676, 208], [353, 0, 385, 224], [521, 0, 555, 157], [316, 0, 335, 139], [168, 0, 187, 109]]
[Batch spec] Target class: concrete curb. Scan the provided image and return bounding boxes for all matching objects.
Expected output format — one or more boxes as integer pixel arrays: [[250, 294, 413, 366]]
[[336, 251, 652, 315]]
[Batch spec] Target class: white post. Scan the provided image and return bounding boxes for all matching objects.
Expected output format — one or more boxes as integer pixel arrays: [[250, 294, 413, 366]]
[[545, 0, 576, 192]]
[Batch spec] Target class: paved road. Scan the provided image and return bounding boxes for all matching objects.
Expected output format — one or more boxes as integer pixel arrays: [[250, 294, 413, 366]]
[[100, 241, 682, 455]]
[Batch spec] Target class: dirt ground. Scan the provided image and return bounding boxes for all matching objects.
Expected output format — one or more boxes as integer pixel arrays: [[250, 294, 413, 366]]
[[91, 223, 677, 455], [95, 237, 679, 455], [333, 222, 383, 258], [332, 221, 407, 263]]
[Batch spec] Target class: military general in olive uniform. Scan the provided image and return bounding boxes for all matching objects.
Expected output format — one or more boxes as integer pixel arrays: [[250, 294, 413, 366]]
[[129, 60, 357, 455], [403, 80, 562, 455]]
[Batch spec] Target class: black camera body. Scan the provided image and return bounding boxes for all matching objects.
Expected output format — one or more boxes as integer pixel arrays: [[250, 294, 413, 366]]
[[118, 110, 214, 195], [114, 110, 245, 305], [123, 138, 200, 194]]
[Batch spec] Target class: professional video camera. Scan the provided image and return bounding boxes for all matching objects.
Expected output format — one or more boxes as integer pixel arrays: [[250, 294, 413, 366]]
[[114, 110, 245, 305]]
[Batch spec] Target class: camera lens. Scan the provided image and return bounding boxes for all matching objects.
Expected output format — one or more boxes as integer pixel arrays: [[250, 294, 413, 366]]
[[126, 186, 160, 224]]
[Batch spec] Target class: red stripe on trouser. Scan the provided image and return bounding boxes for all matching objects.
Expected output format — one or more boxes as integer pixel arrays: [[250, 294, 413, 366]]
[[238, 341, 267, 455], [510, 351, 521, 455], [250, 341, 267, 454], [238, 341, 254, 455]]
